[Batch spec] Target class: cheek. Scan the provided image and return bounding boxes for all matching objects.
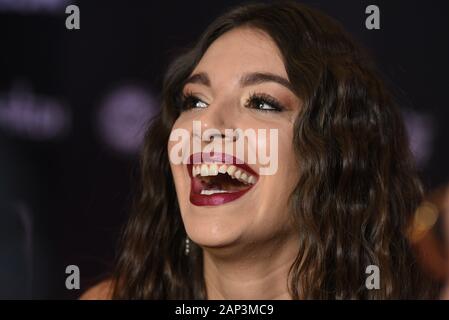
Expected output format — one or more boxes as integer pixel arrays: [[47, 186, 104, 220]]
[[167, 118, 191, 201], [254, 120, 297, 180], [278, 127, 298, 175], [273, 129, 298, 194], [170, 161, 191, 220], [252, 127, 299, 228], [167, 116, 193, 168]]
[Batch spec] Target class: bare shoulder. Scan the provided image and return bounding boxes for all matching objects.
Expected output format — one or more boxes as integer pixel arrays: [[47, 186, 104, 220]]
[[79, 279, 114, 300]]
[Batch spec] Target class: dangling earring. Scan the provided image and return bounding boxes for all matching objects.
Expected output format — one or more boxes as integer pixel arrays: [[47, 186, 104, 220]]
[[185, 236, 190, 255]]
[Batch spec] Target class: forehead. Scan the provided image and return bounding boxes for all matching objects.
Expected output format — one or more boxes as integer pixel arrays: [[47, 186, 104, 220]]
[[192, 27, 288, 82]]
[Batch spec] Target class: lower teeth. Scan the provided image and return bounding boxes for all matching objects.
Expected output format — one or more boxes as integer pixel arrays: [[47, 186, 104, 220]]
[[200, 190, 229, 195]]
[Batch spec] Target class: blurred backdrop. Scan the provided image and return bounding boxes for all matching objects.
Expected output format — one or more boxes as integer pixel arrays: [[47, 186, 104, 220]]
[[0, 0, 448, 299]]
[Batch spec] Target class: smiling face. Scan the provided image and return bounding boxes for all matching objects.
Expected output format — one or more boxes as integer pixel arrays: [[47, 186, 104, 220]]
[[168, 27, 302, 250]]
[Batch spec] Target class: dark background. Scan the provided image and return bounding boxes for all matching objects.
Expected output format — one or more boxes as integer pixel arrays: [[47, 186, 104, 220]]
[[0, 0, 448, 299]]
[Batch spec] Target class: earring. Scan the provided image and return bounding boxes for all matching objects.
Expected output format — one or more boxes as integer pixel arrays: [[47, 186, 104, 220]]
[[185, 236, 190, 255]]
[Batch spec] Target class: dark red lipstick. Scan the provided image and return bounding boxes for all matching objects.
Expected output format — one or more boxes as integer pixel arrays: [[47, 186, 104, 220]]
[[187, 152, 258, 206]]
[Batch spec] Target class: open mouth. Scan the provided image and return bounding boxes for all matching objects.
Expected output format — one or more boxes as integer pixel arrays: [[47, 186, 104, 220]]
[[187, 153, 258, 206]]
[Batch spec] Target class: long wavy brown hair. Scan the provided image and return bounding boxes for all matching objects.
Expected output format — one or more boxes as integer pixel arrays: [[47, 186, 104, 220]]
[[112, 1, 438, 299]]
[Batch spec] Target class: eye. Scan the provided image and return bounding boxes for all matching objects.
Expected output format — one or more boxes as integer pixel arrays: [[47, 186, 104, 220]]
[[181, 92, 208, 110], [245, 92, 284, 112]]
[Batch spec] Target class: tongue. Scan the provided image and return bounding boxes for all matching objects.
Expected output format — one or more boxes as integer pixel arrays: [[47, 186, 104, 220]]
[[192, 177, 204, 194]]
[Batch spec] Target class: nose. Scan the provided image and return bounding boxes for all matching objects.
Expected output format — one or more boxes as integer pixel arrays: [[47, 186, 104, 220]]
[[204, 130, 227, 142], [192, 99, 238, 146]]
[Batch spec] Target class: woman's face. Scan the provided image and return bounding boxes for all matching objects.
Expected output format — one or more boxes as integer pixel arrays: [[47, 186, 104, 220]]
[[168, 27, 302, 249]]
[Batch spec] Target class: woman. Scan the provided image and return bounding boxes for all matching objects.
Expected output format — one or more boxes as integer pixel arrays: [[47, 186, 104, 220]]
[[82, 1, 438, 299]]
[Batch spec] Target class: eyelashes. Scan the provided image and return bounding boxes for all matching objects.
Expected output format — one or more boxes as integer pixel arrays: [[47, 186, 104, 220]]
[[245, 92, 284, 112], [180, 91, 208, 110], [180, 90, 285, 113]]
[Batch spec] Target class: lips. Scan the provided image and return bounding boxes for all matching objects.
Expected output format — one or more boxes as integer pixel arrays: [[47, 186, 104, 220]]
[[187, 152, 258, 206]]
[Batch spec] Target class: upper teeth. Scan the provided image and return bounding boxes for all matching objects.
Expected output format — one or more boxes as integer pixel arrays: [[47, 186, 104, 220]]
[[192, 163, 257, 185]]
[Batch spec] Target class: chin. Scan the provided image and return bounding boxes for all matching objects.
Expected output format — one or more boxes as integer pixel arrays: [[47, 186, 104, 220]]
[[181, 203, 251, 248]]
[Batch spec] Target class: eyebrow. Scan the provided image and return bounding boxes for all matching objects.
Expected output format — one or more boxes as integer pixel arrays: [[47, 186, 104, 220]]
[[183, 71, 295, 93]]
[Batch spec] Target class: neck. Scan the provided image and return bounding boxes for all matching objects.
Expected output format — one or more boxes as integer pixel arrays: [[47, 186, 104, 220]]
[[203, 232, 299, 300]]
